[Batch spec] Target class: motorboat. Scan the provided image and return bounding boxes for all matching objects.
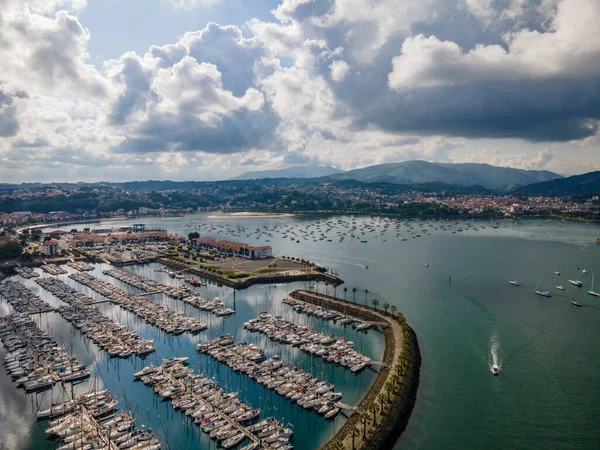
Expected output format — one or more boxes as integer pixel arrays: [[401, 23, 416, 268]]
[[569, 280, 583, 287], [509, 281, 520, 286], [556, 285, 564, 290], [491, 364, 499, 375], [554, 271, 561, 276], [571, 300, 582, 307], [535, 290, 552, 298]]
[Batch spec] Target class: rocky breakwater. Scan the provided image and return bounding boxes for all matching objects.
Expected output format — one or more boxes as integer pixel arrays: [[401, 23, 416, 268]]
[[289, 289, 421, 450]]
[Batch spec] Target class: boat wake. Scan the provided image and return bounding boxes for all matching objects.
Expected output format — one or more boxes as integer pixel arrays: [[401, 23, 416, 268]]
[[489, 332, 501, 374]]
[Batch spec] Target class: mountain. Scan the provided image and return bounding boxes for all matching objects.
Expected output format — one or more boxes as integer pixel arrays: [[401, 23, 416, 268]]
[[515, 171, 600, 196], [232, 165, 343, 180], [328, 161, 561, 189]]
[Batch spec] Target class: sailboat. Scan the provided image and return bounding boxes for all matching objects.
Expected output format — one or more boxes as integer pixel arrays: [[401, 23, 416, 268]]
[[534, 276, 552, 297], [571, 292, 582, 307], [588, 273, 599, 297]]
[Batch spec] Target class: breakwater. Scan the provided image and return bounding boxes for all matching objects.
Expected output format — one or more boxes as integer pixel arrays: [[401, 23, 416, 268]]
[[289, 289, 421, 450]]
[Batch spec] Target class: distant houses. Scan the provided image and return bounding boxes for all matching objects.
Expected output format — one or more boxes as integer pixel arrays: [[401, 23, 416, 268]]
[[191, 237, 272, 260]]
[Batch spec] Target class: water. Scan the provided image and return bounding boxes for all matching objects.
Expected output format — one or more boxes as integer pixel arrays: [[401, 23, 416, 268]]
[[2, 215, 600, 449]]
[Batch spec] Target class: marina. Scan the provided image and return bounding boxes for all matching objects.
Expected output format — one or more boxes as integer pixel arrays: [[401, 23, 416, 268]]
[[244, 314, 372, 372], [198, 339, 346, 418], [0, 314, 90, 391], [34, 277, 156, 358], [68, 272, 208, 334], [136, 358, 292, 449], [1, 214, 599, 450]]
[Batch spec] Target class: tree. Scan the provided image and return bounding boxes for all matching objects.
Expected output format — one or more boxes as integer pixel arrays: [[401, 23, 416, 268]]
[[330, 440, 344, 450], [83, 227, 90, 233], [384, 381, 393, 401], [70, 228, 78, 233], [352, 287, 357, 303], [397, 312, 406, 324], [378, 393, 386, 414], [334, 284, 337, 299], [188, 231, 200, 240], [32, 229, 42, 236], [390, 305, 397, 316], [364, 289, 369, 305], [343, 287, 348, 301], [383, 302, 389, 313], [0, 241, 22, 260], [43, 236, 52, 242], [325, 281, 330, 296], [368, 402, 377, 425], [21, 229, 30, 236], [359, 413, 369, 438], [351, 426, 360, 450]]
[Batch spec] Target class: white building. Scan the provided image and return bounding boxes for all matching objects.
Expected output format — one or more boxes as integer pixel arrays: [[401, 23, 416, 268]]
[[41, 240, 59, 256]]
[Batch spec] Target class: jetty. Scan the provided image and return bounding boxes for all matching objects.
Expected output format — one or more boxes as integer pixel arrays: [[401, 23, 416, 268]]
[[288, 290, 421, 450]]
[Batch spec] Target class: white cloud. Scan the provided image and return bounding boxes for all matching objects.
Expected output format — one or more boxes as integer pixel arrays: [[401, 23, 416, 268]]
[[389, 0, 600, 90], [330, 60, 349, 81]]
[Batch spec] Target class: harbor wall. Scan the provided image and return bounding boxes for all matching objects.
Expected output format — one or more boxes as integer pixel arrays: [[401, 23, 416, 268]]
[[289, 290, 421, 450], [156, 257, 344, 290]]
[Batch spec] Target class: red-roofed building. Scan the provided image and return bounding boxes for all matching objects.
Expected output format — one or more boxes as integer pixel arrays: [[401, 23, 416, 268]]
[[192, 237, 272, 259]]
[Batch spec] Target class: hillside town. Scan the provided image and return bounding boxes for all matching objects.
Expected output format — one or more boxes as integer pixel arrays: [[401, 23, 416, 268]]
[[1, 181, 599, 228]]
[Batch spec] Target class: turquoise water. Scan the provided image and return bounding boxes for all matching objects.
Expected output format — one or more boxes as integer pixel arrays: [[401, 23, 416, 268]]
[[2, 215, 600, 449]]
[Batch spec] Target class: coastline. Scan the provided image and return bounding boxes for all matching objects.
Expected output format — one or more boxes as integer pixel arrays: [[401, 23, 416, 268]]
[[289, 290, 421, 450]]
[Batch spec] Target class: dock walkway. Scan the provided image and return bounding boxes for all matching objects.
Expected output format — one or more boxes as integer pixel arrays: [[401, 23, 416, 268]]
[[157, 367, 265, 448]]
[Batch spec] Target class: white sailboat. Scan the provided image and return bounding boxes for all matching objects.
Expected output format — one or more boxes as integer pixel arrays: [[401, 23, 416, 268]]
[[588, 273, 599, 297]]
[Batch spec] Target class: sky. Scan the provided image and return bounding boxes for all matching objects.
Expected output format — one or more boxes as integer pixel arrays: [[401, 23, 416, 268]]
[[1, 0, 599, 183]]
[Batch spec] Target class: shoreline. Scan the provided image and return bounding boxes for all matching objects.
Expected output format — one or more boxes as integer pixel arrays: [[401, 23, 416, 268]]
[[289, 290, 421, 450]]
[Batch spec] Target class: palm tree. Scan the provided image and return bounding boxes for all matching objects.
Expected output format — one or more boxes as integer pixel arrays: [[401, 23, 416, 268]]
[[372, 298, 379, 310], [330, 440, 344, 450], [352, 287, 357, 303], [351, 426, 360, 450], [368, 401, 377, 425], [343, 287, 348, 301], [397, 312, 406, 324], [325, 281, 330, 296], [378, 393, 386, 414], [384, 381, 393, 401], [383, 302, 389, 313], [364, 289, 369, 305], [359, 412, 369, 438], [334, 284, 337, 299], [390, 305, 397, 316]]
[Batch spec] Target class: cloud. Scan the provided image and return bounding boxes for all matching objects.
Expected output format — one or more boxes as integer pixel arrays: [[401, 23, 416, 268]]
[[330, 60, 349, 82], [2, 0, 600, 182], [0, 1, 107, 96]]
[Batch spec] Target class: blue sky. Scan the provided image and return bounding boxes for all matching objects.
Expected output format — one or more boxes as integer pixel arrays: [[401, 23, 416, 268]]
[[1, 0, 599, 183], [80, 0, 281, 64]]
